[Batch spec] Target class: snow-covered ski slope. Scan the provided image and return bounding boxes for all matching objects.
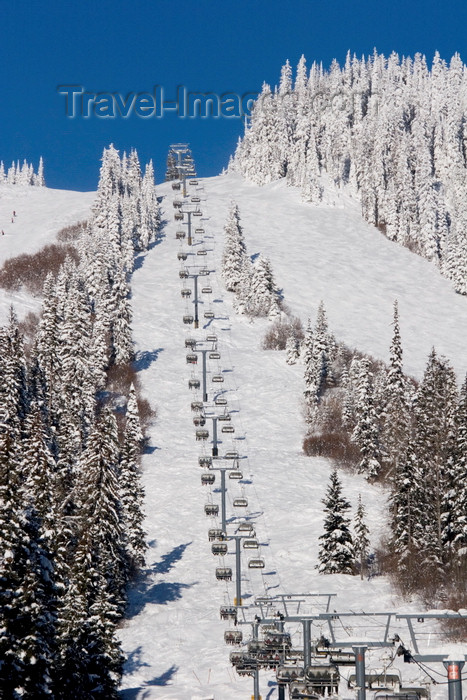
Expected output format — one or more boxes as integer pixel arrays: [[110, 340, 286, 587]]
[[0, 184, 94, 322], [2, 176, 467, 698], [118, 173, 467, 700]]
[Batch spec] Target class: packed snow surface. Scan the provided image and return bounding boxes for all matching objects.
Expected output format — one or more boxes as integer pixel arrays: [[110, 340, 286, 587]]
[[2, 175, 466, 699]]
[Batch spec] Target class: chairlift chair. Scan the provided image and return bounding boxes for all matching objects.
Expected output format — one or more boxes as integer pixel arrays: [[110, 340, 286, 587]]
[[201, 473, 215, 486], [174, 212, 183, 220], [199, 456, 212, 467], [202, 286, 213, 294], [215, 396, 228, 406], [177, 251, 188, 260], [220, 605, 237, 620], [191, 400, 204, 411], [225, 450, 239, 459], [185, 337, 197, 348], [224, 630, 243, 645], [209, 350, 220, 359], [172, 181, 181, 190], [179, 269, 189, 278], [198, 267, 210, 276], [233, 497, 247, 507], [175, 230, 185, 239], [188, 378, 200, 389], [205, 503, 219, 516], [217, 412, 230, 421], [206, 334, 218, 342], [243, 538, 259, 549], [181, 288, 192, 298], [193, 415, 205, 426], [248, 558, 265, 569], [222, 425, 234, 434], [192, 210, 202, 217], [229, 470, 243, 480], [191, 196, 201, 203], [186, 353, 198, 364], [211, 542, 228, 555], [215, 567, 232, 581], [189, 179, 198, 185], [196, 429, 209, 440], [237, 522, 254, 532], [197, 249, 207, 256], [212, 375, 224, 383], [208, 528, 225, 541], [173, 200, 182, 208], [183, 315, 194, 325], [195, 227, 205, 234]]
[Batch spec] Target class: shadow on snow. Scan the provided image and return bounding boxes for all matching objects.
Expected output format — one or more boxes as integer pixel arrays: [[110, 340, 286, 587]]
[[133, 348, 164, 371]]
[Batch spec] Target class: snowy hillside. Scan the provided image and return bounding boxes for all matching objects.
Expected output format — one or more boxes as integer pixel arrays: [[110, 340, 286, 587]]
[[2, 172, 466, 699], [0, 184, 94, 322], [117, 173, 467, 699]]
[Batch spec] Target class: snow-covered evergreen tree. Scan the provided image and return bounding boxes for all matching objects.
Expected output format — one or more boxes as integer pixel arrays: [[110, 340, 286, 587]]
[[318, 469, 354, 574]]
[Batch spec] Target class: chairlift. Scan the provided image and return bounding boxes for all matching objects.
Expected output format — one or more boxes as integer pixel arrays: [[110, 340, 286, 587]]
[[173, 200, 182, 209], [211, 542, 228, 555], [174, 212, 183, 220], [225, 451, 239, 459], [197, 249, 207, 256], [208, 528, 225, 541], [209, 351, 220, 360], [220, 605, 237, 620], [195, 227, 205, 234], [186, 353, 198, 364], [191, 196, 201, 203], [205, 503, 219, 516], [201, 473, 215, 486], [193, 415, 205, 427], [206, 334, 218, 342], [215, 396, 228, 406], [243, 538, 259, 549], [289, 680, 318, 699], [215, 567, 232, 581], [276, 665, 305, 683], [222, 425, 234, 434], [183, 315, 194, 325], [237, 522, 254, 532], [179, 269, 189, 278], [198, 267, 210, 276], [185, 337, 197, 348], [181, 288, 192, 298], [192, 210, 202, 217], [196, 429, 209, 440], [188, 378, 200, 389], [204, 311, 215, 319], [202, 286, 213, 294], [191, 400, 204, 411], [177, 251, 188, 260], [229, 470, 243, 480], [199, 456, 212, 467], [212, 375, 224, 383], [224, 629, 243, 645], [248, 558, 265, 569], [189, 179, 198, 185], [217, 412, 230, 421], [172, 181, 181, 190], [233, 497, 247, 507], [265, 631, 292, 649], [175, 230, 185, 239]]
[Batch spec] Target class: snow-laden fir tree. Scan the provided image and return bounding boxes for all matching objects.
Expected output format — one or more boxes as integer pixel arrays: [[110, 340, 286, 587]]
[[351, 358, 381, 479], [318, 469, 354, 574], [221, 202, 248, 293], [353, 494, 370, 580]]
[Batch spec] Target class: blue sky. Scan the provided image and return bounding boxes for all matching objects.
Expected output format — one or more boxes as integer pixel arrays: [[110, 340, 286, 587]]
[[2, 0, 467, 191]]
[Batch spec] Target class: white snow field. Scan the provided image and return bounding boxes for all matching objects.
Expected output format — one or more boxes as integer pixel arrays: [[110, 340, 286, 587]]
[[2, 175, 467, 698], [0, 184, 94, 323]]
